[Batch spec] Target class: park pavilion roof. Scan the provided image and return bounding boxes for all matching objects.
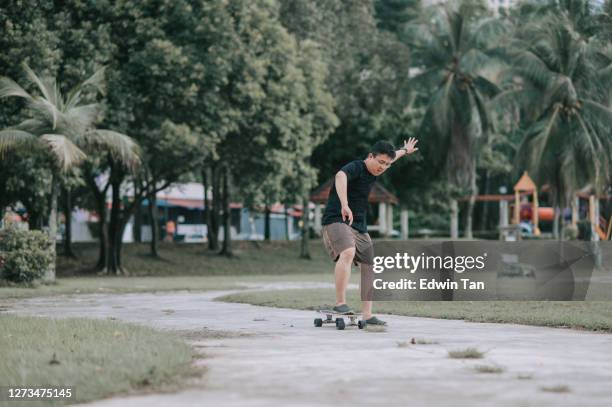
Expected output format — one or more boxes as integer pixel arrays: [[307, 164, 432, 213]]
[[310, 179, 399, 205]]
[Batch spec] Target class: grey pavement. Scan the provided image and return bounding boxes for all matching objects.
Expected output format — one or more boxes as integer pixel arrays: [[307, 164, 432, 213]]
[[3, 283, 612, 407]]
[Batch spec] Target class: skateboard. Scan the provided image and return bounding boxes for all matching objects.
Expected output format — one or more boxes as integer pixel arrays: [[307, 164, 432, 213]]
[[314, 309, 366, 330]]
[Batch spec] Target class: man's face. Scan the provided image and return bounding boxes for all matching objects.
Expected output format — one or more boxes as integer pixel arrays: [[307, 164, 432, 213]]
[[366, 153, 392, 176]]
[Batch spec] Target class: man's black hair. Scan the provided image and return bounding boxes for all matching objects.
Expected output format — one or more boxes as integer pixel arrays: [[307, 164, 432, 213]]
[[370, 141, 396, 159]]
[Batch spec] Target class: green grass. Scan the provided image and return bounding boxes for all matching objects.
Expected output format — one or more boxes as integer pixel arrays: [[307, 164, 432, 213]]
[[0, 274, 332, 300], [414, 338, 438, 344], [448, 347, 485, 359], [0, 315, 195, 406], [0, 240, 335, 300], [217, 287, 612, 332], [56, 241, 331, 277]]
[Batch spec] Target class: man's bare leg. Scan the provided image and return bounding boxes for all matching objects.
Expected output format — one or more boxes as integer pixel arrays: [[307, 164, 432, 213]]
[[335, 247, 355, 306], [359, 263, 374, 319], [362, 300, 373, 319]]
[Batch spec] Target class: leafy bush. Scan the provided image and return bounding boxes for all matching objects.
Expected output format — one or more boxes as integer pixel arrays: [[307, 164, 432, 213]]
[[0, 228, 53, 284]]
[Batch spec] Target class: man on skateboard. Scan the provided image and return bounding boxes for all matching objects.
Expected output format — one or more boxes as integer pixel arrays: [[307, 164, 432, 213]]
[[321, 139, 419, 326]]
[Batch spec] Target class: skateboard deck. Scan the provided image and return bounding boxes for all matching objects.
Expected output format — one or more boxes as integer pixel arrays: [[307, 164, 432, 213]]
[[314, 309, 366, 330]]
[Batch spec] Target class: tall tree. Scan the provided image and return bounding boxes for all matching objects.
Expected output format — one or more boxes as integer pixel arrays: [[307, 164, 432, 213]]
[[0, 65, 139, 281], [374, 0, 421, 35], [59, 169, 85, 258], [0, 0, 60, 129], [497, 2, 612, 238], [280, 0, 410, 247], [281, 0, 412, 180], [199, 0, 337, 256], [405, 2, 506, 238], [66, 0, 213, 271], [0, 0, 60, 226], [603, 0, 612, 42], [141, 121, 200, 258], [287, 40, 338, 257]]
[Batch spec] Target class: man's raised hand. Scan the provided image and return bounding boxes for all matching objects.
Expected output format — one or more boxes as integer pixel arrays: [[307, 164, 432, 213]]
[[403, 137, 419, 155]]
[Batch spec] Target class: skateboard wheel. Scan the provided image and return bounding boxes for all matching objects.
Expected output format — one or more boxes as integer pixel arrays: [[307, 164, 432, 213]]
[[314, 318, 323, 327], [335, 318, 345, 330], [358, 320, 366, 329]]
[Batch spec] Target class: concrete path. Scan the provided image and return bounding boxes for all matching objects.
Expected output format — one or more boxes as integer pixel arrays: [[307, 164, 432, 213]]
[[3, 283, 612, 407]]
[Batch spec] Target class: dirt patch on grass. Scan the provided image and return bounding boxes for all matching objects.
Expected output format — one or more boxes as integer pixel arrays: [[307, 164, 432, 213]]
[[397, 337, 440, 347], [473, 364, 505, 374], [541, 384, 571, 393], [448, 347, 485, 359], [173, 328, 255, 341]]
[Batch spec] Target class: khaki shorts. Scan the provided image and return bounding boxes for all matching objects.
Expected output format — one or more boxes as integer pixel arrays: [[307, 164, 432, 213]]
[[322, 222, 374, 265]]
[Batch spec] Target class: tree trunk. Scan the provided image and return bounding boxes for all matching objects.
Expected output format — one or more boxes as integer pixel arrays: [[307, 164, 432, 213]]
[[559, 211, 566, 241], [114, 194, 144, 276], [44, 173, 59, 283], [440, 241, 454, 300], [148, 183, 159, 258], [116, 213, 133, 275], [28, 211, 43, 230], [220, 166, 233, 257], [285, 203, 291, 240], [202, 167, 210, 251], [28, 216, 36, 230], [114, 214, 124, 272], [550, 192, 559, 240], [480, 170, 490, 231], [300, 196, 311, 259], [62, 187, 77, 258], [96, 195, 108, 270], [464, 167, 477, 239], [553, 206, 561, 241], [264, 205, 271, 241], [133, 197, 142, 243], [208, 165, 220, 251], [450, 199, 459, 239], [106, 170, 122, 275], [85, 171, 108, 271]]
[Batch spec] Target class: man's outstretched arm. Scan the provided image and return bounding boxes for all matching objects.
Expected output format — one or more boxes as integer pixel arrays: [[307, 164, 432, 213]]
[[391, 137, 419, 164], [335, 171, 353, 225]]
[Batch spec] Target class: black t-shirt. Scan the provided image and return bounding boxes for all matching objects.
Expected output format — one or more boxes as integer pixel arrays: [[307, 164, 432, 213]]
[[322, 160, 377, 233]]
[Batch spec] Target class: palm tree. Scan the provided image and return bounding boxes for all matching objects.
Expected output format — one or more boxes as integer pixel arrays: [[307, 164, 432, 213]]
[[603, 1, 612, 42], [496, 4, 612, 239], [405, 3, 506, 238], [0, 64, 139, 282]]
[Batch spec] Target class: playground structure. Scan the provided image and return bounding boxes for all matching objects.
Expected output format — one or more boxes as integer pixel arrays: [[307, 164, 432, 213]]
[[513, 171, 541, 236], [455, 171, 612, 241]]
